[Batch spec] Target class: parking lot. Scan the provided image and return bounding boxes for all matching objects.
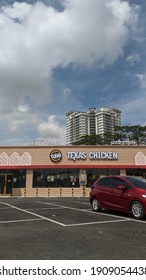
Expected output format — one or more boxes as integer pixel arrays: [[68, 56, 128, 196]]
[[0, 197, 146, 260]]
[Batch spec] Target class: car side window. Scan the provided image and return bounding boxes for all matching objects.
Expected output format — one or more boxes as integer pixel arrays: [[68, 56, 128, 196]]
[[98, 178, 111, 188], [111, 178, 130, 189]]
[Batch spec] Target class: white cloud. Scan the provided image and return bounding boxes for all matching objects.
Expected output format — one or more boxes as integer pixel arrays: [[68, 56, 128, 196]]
[[126, 53, 140, 65], [2, 2, 32, 20], [18, 104, 29, 113], [63, 86, 72, 98], [136, 73, 146, 89], [0, 0, 141, 145], [37, 115, 66, 145], [3, 110, 39, 132], [0, 0, 139, 109]]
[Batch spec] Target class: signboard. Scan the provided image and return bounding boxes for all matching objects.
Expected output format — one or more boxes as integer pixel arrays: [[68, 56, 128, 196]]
[[67, 151, 118, 161], [25, 138, 57, 146], [50, 150, 62, 163], [79, 170, 87, 186]]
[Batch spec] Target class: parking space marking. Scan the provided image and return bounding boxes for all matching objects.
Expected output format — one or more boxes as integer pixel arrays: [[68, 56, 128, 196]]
[[65, 219, 131, 227], [0, 202, 65, 226], [25, 207, 64, 211], [0, 218, 42, 224], [131, 219, 146, 224], [40, 201, 146, 224], [1, 200, 146, 226], [40, 202, 131, 221]]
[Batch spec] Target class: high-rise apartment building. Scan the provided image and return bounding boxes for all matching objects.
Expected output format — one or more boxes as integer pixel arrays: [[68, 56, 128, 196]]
[[66, 106, 121, 145]]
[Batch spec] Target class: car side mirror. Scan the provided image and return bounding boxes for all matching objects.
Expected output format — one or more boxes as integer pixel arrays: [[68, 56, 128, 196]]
[[118, 185, 126, 191]]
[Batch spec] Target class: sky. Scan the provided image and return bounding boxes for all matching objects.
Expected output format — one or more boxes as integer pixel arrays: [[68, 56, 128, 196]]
[[0, 0, 146, 146]]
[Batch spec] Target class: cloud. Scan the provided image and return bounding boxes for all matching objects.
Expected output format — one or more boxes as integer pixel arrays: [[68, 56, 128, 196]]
[[2, 108, 39, 132], [18, 104, 29, 113], [37, 115, 66, 145], [0, 0, 141, 144], [136, 73, 146, 89], [62, 86, 72, 98], [126, 53, 140, 65], [0, 0, 140, 108]]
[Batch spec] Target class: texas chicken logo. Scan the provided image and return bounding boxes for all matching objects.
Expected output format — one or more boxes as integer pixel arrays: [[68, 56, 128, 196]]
[[50, 149, 62, 163]]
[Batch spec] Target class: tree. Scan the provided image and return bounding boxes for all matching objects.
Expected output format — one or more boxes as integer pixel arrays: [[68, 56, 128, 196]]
[[114, 125, 146, 145], [72, 134, 103, 145], [72, 125, 146, 145]]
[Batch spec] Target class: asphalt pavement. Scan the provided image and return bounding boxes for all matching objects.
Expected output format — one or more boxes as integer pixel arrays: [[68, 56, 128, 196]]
[[0, 197, 146, 260]]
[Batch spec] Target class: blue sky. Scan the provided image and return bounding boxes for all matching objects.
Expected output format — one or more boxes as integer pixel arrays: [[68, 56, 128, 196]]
[[0, 0, 146, 145]]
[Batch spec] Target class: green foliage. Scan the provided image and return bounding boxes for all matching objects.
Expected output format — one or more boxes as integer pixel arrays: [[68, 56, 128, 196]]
[[114, 125, 146, 145], [72, 134, 103, 145], [72, 125, 146, 145]]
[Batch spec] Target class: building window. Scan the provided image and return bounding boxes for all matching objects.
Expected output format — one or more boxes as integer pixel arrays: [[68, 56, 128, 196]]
[[86, 168, 120, 187], [33, 169, 80, 188], [33, 168, 120, 188], [13, 170, 26, 188], [126, 168, 146, 177]]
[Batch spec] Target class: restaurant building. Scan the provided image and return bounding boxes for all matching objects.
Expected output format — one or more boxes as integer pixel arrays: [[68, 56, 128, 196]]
[[0, 145, 146, 197]]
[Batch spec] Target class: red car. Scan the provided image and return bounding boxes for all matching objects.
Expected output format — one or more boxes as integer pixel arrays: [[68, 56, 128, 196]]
[[90, 175, 146, 219]]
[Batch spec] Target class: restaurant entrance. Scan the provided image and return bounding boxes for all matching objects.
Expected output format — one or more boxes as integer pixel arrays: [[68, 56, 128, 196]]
[[0, 174, 13, 195]]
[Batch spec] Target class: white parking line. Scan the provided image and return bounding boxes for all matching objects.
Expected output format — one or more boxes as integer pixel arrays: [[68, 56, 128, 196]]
[[40, 201, 146, 224], [130, 219, 146, 224], [65, 219, 131, 227], [0, 202, 65, 226], [1, 201, 146, 227], [40, 201, 131, 221], [25, 207, 63, 211], [0, 218, 42, 224]]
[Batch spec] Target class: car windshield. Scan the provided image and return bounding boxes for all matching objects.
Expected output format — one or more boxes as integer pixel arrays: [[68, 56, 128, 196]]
[[126, 177, 146, 190]]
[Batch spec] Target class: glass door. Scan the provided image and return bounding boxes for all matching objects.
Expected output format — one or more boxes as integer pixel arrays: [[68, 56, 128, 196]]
[[0, 174, 13, 195]]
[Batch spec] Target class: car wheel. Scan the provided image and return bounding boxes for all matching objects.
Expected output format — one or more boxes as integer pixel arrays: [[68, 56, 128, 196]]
[[92, 198, 101, 212], [131, 201, 144, 219]]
